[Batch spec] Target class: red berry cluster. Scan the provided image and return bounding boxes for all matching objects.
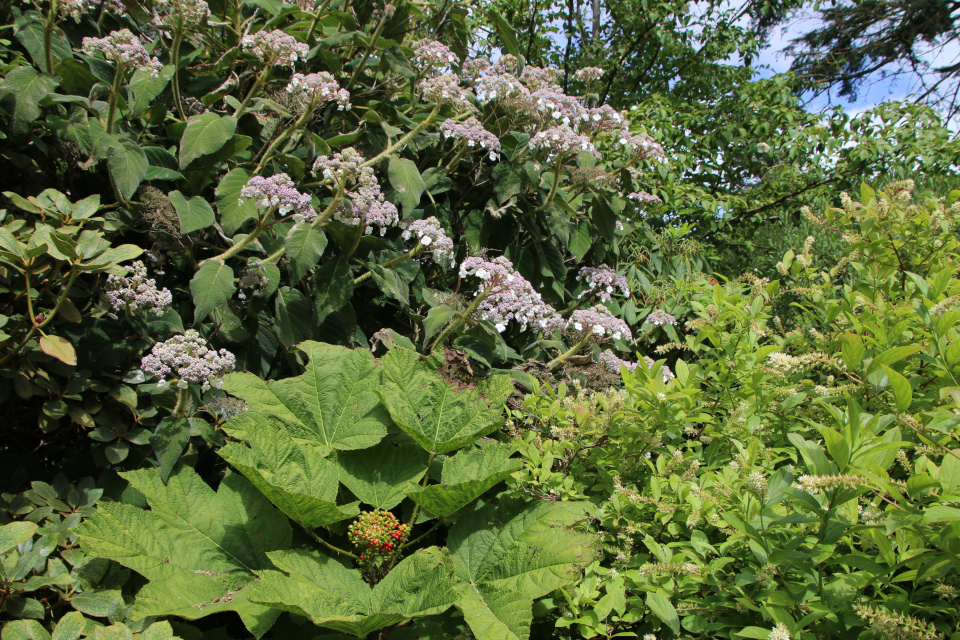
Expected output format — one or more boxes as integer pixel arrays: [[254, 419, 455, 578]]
[[347, 510, 408, 561]]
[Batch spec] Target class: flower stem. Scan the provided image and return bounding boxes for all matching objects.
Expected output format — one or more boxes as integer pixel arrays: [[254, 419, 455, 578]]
[[304, 526, 359, 560], [254, 96, 318, 173], [171, 30, 188, 119], [105, 63, 126, 134], [354, 242, 422, 285], [547, 332, 592, 370], [427, 280, 495, 353], [361, 103, 441, 168], [234, 64, 271, 119], [173, 387, 190, 417]]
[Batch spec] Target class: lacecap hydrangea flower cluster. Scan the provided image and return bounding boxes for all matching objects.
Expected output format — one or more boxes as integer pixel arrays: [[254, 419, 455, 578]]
[[402, 217, 455, 268], [152, 0, 210, 24], [104, 261, 172, 314], [412, 40, 458, 68], [240, 30, 309, 65], [568, 304, 632, 341], [239, 173, 316, 221], [141, 330, 235, 390], [441, 118, 501, 160], [81, 30, 163, 76], [60, 0, 124, 21], [577, 265, 629, 301], [287, 72, 351, 110], [646, 309, 677, 326], [311, 149, 399, 235], [459, 256, 563, 333]]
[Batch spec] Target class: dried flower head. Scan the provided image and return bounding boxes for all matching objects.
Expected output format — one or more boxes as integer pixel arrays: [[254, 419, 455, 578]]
[[238, 259, 269, 299], [141, 330, 235, 390], [82, 29, 163, 76]]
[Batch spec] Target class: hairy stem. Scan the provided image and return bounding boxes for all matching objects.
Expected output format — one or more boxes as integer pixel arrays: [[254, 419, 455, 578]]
[[105, 63, 126, 134], [304, 526, 359, 560], [173, 387, 190, 417], [171, 30, 189, 119], [254, 95, 318, 172], [235, 65, 271, 119], [547, 332, 592, 370], [427, 280, 495, 353], [360, 103, 441, 168], [354, 242, 423, 285]]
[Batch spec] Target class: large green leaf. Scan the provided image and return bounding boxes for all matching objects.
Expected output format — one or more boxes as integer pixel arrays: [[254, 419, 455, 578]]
[[216, 169, 260, 234], [130, 66, 174, 118], [169, 190, 215, 234], [0, 521, 37, 555], [275, 286, 314, 347], [312, 258, 354, 325], [377, 349, 513, 454], [190, 259, 236, 323], [338, 438, 429, 510], [0, 67, 58, 139], [285, 222, 328, 284], [179, 113, 237, 169], [448, 500, 597, 640], [405, 444, 520, 517], [104, 135, 148, 202], [220, 342, 389, 453], [74, 465, 290, 637], [387, 155, 426, 217], [218, 426, 358, 529], [251, 547, 457, 637]]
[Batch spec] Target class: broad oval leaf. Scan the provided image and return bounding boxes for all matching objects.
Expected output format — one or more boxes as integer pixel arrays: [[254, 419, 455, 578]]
[[190, 259, 236, 323], [179, 113, 237, 169], [285, 222, 328, 284], [169, 190, 215, 234]]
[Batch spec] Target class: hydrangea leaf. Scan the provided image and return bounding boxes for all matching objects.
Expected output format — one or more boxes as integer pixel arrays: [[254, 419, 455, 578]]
[[218, 426, 359, 529], [405, 444, 520, 517], [220, 342, 389, 452], [447, 500, 598, 640], [377, 348, 513, 454], [338, 438, 429, 510], [74, 465, 291, 638], [250, 547, 457, 638]]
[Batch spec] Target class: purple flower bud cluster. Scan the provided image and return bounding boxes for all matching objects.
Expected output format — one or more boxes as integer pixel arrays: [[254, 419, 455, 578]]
[[618, 132, 666, 160], [577, 265, 630, 301], [600, 350, 674, 382], [287, 72, 351, 110], [104, 261, 172, 314], [310, 148, 398, 235], [153, 0, 210, 24], [239, 173, 316, 221], [418, 73, 472, 108], [582, 105, 624, 133], [238, 260, 269, 300], [646, 309, 677, 326], [311, 147, 365, 184], [61, 0, 123, 21], [461, 58, 491, 80], [241, 30, 309, 65], [568, 304, 632, 341], [141, 330, 235, 391], [82, 30, 163, 76], [459, 256, 562, 333], [441, 118, 501, 160], [532, 90, 587, 126], [519, 65, 563, 91], [574, 66, 604, 82], [628, 191, 661, 206], [402, 217, 455, 268], [413, 40, 458, 68], [475, 72, 526, 102], [531, 125, 600, 158]]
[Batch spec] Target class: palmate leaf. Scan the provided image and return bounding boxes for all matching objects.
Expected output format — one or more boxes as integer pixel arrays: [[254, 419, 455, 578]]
[[218, 426, 359, 529], [405, 444, 520, 517], [448, 500, 598, 640], [74, 465, 291, 638], [250, 547, 458, 638], [338, 438, 429, 510], [377, 349, 513, 454], [221, 342, 389, 454]]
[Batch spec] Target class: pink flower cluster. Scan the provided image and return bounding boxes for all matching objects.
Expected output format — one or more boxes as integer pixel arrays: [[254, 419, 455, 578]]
[[568, 304, 632, 341], [82, 30, 163, 76], [239, 173, 316, 221], [599, 350, 674, 382], [418, 73, 472, 108], [61, 0, 124, 21], [475, 72, 526, 102], [287, 72, 351, 110], [402, 217, 455, 268], [152, 0, 210, 24], [311, 147, 364, 184], [104, 261, 172, 314], [241, 30, 309, 65], [519, 65, 562, 91], [646, 309, 677, 326], [628, 191, 661, 205], [459, 256, 562, 332], [141, 330, 235, 391], [574, 66, 604, 82], [533, 90, 587, 126], [311, 148, 398, 235], [577, 265, 630, 301], [531, 125, 600, 158], [441, 118, 501, 160], [582, 105, 624, 133], [618, 132, 666, 160], [413, 40, 458, 68]]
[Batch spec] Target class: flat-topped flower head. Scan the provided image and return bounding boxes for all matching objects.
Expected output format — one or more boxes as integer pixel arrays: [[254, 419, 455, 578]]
[[141, 330, 235, 391], [104, 261, 172, 314], [311, 147, 365, 185], [582, 105, 625, 133], [418, 73, 472, 108], [82, 29, 163, 76], [568, 304, 631, 341], [459, 256, 562, 332], [532, 90, 587, 126], [152, 0, 210, 24], [347, 177, 399, 235], [577, 265, 630, 302], [475, 72, 528, 102], [618, 131, 666, 160], [441, 117, 501, 160], [287, 72, 351, 110], [574, 66, 604, 82], [628, 191, 662, 206], [412, 40, 458, 68], [239, 173, 316, 221], [519, 65, 562, 91], [402, 217, 455, 268], [241, 30, 309, 65], [531, 125, 600, 158], [646, 309, 677, 326], [61, 0, 124, 21]]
